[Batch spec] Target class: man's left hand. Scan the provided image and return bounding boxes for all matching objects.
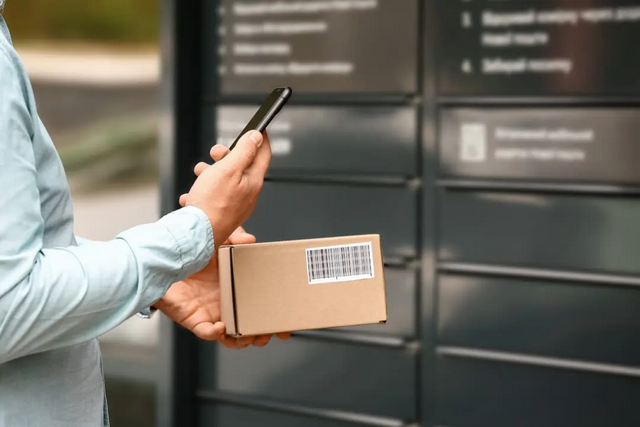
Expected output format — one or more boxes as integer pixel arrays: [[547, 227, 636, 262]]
[[155, 227, 289, 349]]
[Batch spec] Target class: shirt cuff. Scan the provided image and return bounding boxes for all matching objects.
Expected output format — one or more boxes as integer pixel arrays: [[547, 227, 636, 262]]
[[116, 205, 215, 309], [157, 206, 215, 281], [137, 306, 158, 319]]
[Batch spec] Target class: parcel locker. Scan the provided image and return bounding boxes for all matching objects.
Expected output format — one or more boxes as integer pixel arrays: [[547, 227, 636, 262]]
[[161, 0, 640, 426], [431, 1, 640, 425]]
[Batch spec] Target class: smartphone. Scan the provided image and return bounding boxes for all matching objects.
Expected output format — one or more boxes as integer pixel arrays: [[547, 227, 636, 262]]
[[228, 87, 292, 151]]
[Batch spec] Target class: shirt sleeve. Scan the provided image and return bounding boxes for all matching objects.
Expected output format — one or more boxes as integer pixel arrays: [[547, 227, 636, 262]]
[[74, 236, 161, 320], [0, 48, 214, 364], [74, 235, 92, 246]]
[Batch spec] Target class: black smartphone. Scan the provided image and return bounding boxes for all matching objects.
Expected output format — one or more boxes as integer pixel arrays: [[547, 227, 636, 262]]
[[228, 87, 292, 151]]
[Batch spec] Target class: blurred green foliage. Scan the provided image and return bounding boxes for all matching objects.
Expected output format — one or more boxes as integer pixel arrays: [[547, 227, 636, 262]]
[[57, 114, 159, 191], [2, 0, 159, 43]]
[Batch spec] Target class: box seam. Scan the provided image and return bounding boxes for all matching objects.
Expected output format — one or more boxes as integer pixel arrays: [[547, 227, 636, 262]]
[[229, 247, 242, 336]]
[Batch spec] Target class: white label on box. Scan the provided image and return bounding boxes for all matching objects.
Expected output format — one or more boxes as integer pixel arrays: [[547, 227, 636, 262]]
[[305, 242, 375, 285]]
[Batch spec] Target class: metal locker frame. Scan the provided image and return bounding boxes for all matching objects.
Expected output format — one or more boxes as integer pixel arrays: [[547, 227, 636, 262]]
[[158, 1, 211, 426]]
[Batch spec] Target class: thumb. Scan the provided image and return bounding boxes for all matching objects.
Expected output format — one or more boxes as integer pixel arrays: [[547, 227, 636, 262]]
[[229, 228, 256, 245], [222, 130, 263, 175]]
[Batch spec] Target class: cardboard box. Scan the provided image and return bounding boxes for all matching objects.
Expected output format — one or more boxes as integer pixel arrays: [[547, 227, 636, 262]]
[[219, 234, 387, 337]]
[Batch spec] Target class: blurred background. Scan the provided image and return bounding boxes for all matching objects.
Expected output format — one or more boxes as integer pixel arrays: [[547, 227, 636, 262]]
[[4, 1, 161, 426], [5, 1, 640, 427]]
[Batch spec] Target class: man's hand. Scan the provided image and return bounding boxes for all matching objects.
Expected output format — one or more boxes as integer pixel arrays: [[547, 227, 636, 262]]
[[184, 130, 271, 249], [178, 143, 247, 208], [160, 134, 290, 349], [155, 226, 291, 349]]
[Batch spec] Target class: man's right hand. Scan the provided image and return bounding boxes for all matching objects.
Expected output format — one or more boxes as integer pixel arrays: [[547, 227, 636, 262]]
[[184, 130, 271, 248]]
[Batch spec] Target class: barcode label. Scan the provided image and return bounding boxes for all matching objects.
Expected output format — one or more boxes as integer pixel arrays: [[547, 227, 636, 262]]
[[305, 242, 375, 285]]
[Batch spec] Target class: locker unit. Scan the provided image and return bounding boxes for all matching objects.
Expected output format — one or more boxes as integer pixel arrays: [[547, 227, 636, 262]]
[[432, 1, 640, 426], [160, 1, 640, 427]]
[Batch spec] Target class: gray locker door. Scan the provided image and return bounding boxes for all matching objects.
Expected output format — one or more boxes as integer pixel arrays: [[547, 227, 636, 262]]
[[337, 267, 417, 338], [438, 274, 640, 367], [436, 354, 640, 427], [439, 190, 640, 275], [437, 1, 640, 97], [440, 108, 640, 184], [211, 106, 418, 177], [199, 403, 375, 427], [246, 182, 419, 262], [198, 337, 418, 420], [207, 0, 419, 95]]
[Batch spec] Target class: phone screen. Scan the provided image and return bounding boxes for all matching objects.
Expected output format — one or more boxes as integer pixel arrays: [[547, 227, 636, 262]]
[[228, 87, 292, 151]]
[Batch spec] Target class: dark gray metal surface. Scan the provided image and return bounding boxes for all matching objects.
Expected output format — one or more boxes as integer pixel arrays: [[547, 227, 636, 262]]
[[198, 403, 378, 427], [162, 1, 640, 427], [211, 105, 418, 177], [198, 338, 418, 420], [158, 1, 212, 426], [438, 274, 640, 367], [439, 190, 640, 275], [337, 267, 417, 338], [437, 355, 640, 427], [439, 0, 640, 97], [211, 0, 419, 94], [440, 108, 640, 184], [246, 182, 419, 261]]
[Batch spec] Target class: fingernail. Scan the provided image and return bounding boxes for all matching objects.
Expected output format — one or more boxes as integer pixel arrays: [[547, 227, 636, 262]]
[[248, 130, 263, 146]]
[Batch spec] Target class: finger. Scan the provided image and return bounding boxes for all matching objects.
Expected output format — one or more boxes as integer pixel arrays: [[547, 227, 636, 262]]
[[228, 226, 256, 245], [219, 334, 234, 348], [218, 334, 234, 348], [230, 233, 256, 245], [221, 130, 263, 175], [220, 335, 256, 349], [210, 144, 231, 162], [230, 225, 246, 236], [252, 334, 272, 347], [194, 162, 210, 177], [192, 322, 225, 341], [276, 332, 292, 341], [245, 131, 272, 181], [235, 336, 257, 348], [179, 194, 188, 207]]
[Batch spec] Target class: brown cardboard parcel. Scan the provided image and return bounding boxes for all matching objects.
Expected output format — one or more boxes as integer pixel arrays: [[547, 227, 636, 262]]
[[219, 234, 387, 337]]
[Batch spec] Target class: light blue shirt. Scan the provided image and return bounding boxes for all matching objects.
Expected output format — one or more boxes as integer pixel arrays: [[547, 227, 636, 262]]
[[0, 15, 214, 426]]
